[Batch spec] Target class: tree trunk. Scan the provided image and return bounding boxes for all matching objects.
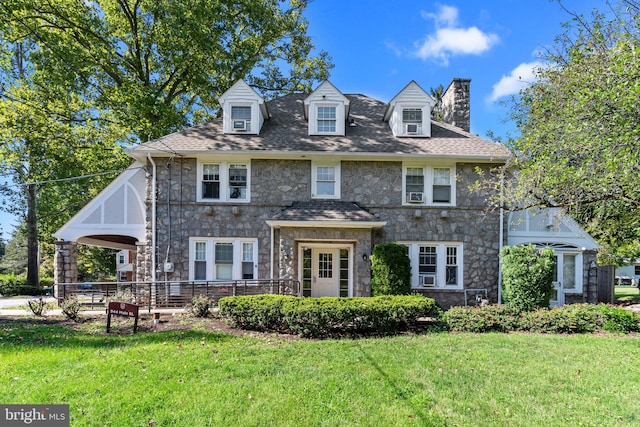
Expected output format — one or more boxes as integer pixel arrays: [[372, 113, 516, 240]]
[[26, 182, 39, 288]]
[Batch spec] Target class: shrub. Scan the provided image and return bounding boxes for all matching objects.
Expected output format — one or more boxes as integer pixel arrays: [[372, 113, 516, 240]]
[[27, 297, 48, 317], [61, 298, 82, 321], [443, 304, 521, 333], [501, 244, 555, 312], [596, 304, 640, 333], [370, 243, 411, 296], [188, 295, 214, 318], [219, 294, 438, 338], [0, 274, 42, 296], [218, 294, 290, 331], [519, 304, 601, 334]]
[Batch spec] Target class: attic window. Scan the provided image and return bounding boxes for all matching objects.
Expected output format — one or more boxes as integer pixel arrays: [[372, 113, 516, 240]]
[[317, 106, 336, 133], [231, 106, 251, 131], [403, 108, 422, 134]]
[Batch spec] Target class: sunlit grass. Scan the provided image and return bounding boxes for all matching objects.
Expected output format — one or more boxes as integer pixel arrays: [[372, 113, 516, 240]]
[[616, 285, 640, 303], [1, 318, 639, 426]]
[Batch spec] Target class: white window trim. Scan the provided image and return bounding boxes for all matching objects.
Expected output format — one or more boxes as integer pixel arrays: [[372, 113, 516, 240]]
[[398, 105, 431, 137], [197, 160, 251, 203], [312, 161, 341, 199], [225, 102, 255, 134], [403, 242, 464, 290], [309, 103, 344, 136], [189, 238, 258, 281], [402, 164, 456, 206]]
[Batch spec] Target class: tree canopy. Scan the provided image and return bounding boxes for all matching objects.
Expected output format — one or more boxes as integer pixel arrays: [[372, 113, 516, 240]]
[[0, 0, 332, 284], [503, 0, 640, 263]]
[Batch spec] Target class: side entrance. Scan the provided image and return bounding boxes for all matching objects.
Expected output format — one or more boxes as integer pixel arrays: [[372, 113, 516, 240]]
[[298, 243, 353, 297]]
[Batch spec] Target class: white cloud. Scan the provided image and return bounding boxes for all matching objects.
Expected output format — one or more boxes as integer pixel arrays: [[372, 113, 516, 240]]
[[488, 61, 544, 102], [414, 5, 499, 65]]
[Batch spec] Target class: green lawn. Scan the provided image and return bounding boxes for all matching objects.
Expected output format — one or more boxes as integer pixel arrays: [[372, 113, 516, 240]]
[[616, 285, 640, 303], [1, 316, 639, 427]]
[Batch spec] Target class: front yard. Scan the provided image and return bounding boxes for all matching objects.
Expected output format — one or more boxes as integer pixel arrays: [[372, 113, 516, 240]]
[[1, 313, 639, 426]]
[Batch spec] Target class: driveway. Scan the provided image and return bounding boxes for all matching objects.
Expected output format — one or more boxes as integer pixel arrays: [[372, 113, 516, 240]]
[[0, 296, 55, 309]]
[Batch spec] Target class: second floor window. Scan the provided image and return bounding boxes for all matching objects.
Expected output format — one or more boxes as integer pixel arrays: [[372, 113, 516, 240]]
[[312, 163, 340, 199], [199, 161, 250, 202], [403, 165, 455, 205]]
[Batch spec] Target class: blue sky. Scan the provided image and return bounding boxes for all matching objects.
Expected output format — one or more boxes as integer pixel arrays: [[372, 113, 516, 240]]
[[0, 0, 604, 240]]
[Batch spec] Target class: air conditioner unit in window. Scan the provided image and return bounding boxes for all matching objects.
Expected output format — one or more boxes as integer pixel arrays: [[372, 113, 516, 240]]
[[420, 275, 437, 287], [408, 192, 424, 203], [233, 120, 247, 131], [406, 123, 419, 134]]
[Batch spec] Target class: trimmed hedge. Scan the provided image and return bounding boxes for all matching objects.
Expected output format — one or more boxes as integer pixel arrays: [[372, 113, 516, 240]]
[[0, 274, 46, 296], [443, 303, 640, 334], [219, 294, 439, 338]]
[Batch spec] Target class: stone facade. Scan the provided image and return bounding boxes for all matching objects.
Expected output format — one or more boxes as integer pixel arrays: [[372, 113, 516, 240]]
[[442, 78, 471, 133], [135, 157, 501, 307], [53, 241, 78, 298]]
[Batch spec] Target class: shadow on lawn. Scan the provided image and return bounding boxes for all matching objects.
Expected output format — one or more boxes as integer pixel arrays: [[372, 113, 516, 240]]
[[0, 316, 235, 350]]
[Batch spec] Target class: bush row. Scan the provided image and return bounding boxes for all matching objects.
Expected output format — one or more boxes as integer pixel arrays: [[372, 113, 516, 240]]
[[0, 274, 53, 296], [218, 294, 440, 338], [443, 303, 640, 334]]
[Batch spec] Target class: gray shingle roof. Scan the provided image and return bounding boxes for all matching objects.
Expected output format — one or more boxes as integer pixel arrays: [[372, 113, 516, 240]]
[[128, 93, 511, 161], [271, 201, 378, 222]]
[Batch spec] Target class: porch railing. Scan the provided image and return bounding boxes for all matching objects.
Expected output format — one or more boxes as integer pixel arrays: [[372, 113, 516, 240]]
[[53, 279, 300, 311]]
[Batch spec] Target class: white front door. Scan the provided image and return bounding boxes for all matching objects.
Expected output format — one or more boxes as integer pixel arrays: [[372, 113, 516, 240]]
[[311, 248, 340, 297]]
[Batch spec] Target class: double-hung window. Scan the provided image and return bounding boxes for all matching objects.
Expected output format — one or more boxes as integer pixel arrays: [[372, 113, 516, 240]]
[[231, 106, 251, 132], [405, 242, 463, 289], [190, 238, 257, 281], [403, 164, 455, 205], [403, 108, 422, 134], [199, 161, 250, 202], [317, 106, 336, 133], [312, 162, 340, 199]]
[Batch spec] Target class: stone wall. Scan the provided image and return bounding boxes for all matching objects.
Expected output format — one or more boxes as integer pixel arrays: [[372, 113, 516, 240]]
[[53, 241, 78, 298], [138, 157, 501, 307], [442, 78, 471, 132]]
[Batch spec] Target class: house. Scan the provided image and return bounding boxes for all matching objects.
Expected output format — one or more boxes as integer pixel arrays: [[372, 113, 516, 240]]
[[116, 250, 134, 282], [55, 77, 517, 308], [507, 207, 600, 306], [615, 262, 640, 286]]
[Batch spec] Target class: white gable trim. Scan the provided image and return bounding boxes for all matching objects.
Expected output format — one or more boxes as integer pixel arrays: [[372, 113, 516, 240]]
[[384, 81, 436, 138], [304, 81, 350, 136], [219, 79, 268, 135], [55, 163, 147, 247]]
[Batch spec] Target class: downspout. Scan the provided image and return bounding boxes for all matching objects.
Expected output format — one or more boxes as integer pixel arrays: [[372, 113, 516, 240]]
[[147, 154, 157, 286], [497, 170, 504, 305]]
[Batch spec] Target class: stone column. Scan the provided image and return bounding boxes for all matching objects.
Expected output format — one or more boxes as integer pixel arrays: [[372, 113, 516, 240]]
[[53, 241, 78, 299], [135, 242, 148, 283]]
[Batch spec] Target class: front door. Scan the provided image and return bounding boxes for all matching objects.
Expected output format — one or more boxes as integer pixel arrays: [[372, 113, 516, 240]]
[[311, 248, 340, 297], [550, 253, 578, 307]]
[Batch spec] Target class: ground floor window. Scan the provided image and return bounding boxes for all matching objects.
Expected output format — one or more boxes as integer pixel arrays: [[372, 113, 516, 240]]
[[189, 238, 257, 281], [402, 242, 464, 289]]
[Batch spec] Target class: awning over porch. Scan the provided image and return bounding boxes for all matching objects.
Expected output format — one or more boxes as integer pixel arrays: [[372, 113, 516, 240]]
[[266, 200, 386, 229]]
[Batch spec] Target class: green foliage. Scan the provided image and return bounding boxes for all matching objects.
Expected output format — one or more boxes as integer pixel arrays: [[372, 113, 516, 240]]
[[218, 294, 290, 331], [188, 295, 214, 318], [0, 274, 42, 296], [219, 294, 439, 338], [370, 243, 411, 296], [443, 303, 640, 334], [443, 305, 521, 333], [501, 244, 555, 312], [0, 230, 27, 275], [596, 304, 640, 333], [501, 3, 640, 257]]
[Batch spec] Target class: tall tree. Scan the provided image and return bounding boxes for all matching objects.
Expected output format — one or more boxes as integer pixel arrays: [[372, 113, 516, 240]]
[[430, 84, 444, 121], [502, 0, 640, 262], [0, 0, 332, 286]]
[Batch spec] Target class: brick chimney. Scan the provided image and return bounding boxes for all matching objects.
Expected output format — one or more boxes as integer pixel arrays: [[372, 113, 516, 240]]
[[441, 78, 471, 132]]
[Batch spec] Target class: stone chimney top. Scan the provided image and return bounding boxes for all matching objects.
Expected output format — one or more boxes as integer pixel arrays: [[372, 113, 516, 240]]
[[441, 78, 471, 132]]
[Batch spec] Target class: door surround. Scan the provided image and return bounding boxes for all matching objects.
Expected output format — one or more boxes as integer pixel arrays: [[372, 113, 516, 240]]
[[297, 242, 354, 297]]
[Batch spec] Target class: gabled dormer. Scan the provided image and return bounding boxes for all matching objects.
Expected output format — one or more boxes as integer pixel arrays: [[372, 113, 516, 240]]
[[303, 81, 350, 136], [219, 79, 269, 135], [383, 81, 436, 138]]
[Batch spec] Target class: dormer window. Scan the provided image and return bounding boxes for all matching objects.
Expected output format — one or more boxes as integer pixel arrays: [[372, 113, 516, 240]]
[[384, 81, 435, 138], [403, 108, 423, 135], [232, 106, 251, 132], [317, 106, 337, 133], [218, 79, 268, 135]]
